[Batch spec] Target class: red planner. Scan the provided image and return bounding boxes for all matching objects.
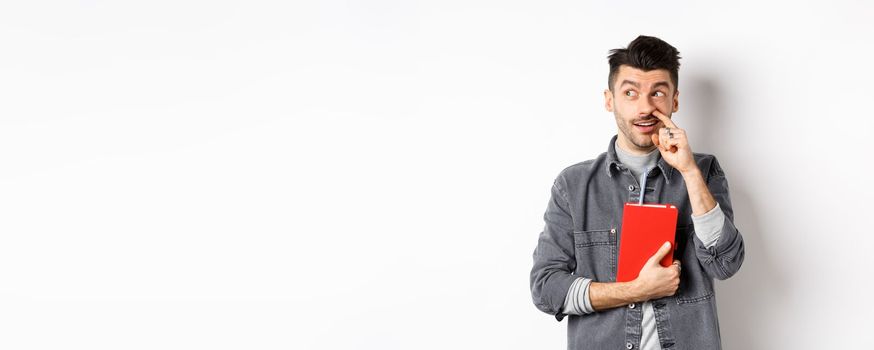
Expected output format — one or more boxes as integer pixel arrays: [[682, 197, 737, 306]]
[[616, 203, 678, 282]]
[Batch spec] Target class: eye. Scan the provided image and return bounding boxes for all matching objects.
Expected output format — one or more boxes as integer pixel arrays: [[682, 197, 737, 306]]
[[625, 90, 637, 97], [652, 91, 665, 97]]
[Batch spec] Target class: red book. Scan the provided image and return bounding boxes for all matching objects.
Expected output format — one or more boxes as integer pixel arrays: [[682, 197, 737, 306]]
[[616, 203, 678, 282]]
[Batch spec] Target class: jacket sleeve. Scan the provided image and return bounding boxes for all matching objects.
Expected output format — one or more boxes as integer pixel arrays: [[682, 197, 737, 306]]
[[530, 175, 580, 321], [692, 157, 745, 280]]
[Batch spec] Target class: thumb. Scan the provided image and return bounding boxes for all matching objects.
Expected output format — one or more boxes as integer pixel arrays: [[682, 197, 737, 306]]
[[647, 241, 672, 266], [651, 133, 664, 152]]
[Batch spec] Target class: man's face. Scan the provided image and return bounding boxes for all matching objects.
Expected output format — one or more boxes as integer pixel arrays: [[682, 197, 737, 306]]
[[604, 65, 679, 154]]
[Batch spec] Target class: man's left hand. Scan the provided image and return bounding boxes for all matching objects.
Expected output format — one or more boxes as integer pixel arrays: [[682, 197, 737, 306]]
[[650, 110, 697, 174]]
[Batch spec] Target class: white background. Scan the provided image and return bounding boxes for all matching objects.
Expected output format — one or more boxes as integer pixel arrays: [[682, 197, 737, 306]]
[[1, 1, 872, 349]]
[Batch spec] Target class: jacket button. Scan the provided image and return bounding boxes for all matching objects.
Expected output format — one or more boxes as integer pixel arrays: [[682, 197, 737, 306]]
[[628, 185, 635, 191], [628, 303, 636, 309], [610, 228, 616, 234], [626, 342, 634, 349]]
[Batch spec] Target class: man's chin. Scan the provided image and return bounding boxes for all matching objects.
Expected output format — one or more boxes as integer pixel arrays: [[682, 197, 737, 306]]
[[632, 138, 655, 149]]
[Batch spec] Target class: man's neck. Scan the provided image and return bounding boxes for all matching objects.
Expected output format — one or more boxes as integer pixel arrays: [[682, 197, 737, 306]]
[[614, 138, 659, 182], [616, 135, 658, 156]]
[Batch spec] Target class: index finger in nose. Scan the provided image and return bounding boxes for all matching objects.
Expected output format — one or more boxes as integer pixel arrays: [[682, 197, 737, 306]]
[[652, 110, 678, 129]]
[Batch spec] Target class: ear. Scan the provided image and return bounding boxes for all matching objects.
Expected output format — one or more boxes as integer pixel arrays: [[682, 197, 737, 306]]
[[672, 89, 679, 113], [604, 89, 613, 112]]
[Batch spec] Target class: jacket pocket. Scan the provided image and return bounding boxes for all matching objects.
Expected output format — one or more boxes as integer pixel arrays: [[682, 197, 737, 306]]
[[572, 229, 616, 282], [675, 225, 715, 304]]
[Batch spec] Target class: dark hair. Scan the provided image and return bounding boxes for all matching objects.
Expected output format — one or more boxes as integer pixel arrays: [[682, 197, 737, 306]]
[[607, 35, 681, 92]]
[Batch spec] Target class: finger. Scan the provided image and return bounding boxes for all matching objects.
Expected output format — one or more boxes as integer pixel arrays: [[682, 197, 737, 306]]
[[661, 128, 682, 153], [647, 241, 672, 265], [667, 128, 686, 152], [665, 128, 685, 138], [665, 134, 683, 149], [652, 110, 678, 129], [662, 127, 686, 138], [659, 128, 671, 152], [651, 133, 660, 148], [669, 131, 688, 150]]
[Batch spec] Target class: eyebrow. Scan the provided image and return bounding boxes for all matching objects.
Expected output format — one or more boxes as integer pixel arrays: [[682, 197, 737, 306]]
[[619, 80, 672, 90]]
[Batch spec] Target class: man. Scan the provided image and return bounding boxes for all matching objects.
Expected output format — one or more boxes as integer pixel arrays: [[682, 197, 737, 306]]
[[529, 35, 745, 350]]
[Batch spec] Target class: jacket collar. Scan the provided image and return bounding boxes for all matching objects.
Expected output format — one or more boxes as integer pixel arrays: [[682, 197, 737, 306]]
[[604, 134, 675, 184]]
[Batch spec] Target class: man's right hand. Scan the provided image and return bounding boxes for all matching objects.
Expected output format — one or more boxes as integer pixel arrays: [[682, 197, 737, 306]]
[[588, 241, 683, 311], [632, 242, 681, 302]]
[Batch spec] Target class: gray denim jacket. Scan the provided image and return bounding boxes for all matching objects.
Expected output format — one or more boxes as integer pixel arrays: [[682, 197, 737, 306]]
[[530, 135, 745, 350]]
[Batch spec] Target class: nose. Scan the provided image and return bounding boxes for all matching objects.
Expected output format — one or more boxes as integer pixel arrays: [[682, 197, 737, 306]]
[[637, 95, 656, 116]]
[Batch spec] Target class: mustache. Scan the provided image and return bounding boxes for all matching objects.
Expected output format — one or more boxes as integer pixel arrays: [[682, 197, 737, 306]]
[[634, 115, 658, 123]]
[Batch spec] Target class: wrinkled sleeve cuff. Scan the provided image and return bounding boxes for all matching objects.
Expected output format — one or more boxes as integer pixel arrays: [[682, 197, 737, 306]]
[[691, 202, 725, 249], [562, 277, 595, 315], [581, 278, 594, 313]]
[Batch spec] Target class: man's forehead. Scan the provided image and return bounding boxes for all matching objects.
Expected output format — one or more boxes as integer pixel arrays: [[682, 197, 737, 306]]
[[615, 66, 673, 88]]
